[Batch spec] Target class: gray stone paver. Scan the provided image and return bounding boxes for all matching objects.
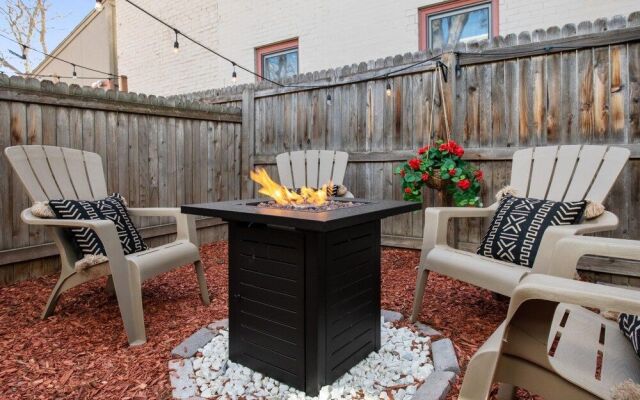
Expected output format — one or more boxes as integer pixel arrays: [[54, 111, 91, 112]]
[[207, 318, 228, 333], [431, 338, 460, 374], [413, 371, 456, 400], [381, 309, 404, 323], [171, 327, 215, 358], [413, 321, 442, 337]]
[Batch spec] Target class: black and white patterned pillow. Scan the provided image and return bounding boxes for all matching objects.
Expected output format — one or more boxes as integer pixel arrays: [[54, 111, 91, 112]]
[[619, 313, 640, 357], [477, 195, 587, 268], [48, 193, 147, 258]]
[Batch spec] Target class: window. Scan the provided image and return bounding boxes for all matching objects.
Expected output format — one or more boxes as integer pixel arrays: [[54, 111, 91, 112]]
[[256, 39, 299, 82], [419, 0, 498, 51]]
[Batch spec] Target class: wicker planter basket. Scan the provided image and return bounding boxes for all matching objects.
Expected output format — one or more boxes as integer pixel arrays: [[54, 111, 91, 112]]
[[426, 169, 446, 190]]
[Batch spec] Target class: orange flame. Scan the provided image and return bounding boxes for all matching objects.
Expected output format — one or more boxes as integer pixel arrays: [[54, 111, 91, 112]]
[[250, 168, 329, 206]]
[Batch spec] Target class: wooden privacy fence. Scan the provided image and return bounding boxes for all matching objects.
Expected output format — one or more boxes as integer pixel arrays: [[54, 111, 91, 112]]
[[189, 12, 640, 284], [0, 75, 242, 284]]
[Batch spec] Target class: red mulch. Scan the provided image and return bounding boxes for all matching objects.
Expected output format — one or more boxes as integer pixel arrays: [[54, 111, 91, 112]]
[[0, 243, 538, 399]]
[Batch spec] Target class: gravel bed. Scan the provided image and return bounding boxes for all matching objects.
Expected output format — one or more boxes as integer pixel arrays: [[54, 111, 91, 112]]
[[192, 320, 433, 399]]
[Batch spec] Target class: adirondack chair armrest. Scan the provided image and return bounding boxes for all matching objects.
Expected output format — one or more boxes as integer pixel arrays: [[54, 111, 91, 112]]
[[22, 208, 116, 230], [509, 274, 640, 319], [533, 211, 619, 276], [547, 236, 640, 280], [422, 205, 497, 250], [20, 208, 128, 267], [126, 208, 197, 244]]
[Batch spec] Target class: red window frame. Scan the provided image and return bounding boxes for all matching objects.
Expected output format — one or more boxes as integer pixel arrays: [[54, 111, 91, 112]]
[[418, 0, 499, 51], [255, 38, 299, 81]]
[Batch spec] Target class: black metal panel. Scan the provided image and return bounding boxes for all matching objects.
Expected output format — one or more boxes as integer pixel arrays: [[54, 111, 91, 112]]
[[227, 219, 382, 396], [324, 221, 381, 383], [228, 222, 306, 389]]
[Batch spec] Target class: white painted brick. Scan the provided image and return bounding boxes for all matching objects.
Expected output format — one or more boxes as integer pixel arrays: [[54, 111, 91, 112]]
[[116, 0, 640, 96]]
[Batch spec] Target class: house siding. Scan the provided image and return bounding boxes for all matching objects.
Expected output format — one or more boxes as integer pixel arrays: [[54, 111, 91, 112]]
[[115, 0, 640, 96]]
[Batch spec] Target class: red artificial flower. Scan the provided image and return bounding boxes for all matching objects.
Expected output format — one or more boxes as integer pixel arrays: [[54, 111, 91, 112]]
[[404, 187, 412, 194], [453, 146, 464, 157], [474, 170, 484, 181], [421, 172, 429, 182], [400, 169, 406, 177], [457, 179, 471, 190], [439, 143, 449, 152], [408, 158, 421, 170], [448, 168, 457, 176], [418, 146, 427, 155]]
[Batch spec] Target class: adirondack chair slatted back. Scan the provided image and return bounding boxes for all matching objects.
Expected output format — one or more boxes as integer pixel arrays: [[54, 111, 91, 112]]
[[509, 145, 629, 203], [5, 145, 108, 203], [276, 150, 348, 188]]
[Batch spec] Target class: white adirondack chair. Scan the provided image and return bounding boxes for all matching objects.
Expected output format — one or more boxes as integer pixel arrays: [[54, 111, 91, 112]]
[[411, 145, 630, 322], [275, 150, 354, 197], [459, 236, 640, 400], [4, 145, 210, 346]]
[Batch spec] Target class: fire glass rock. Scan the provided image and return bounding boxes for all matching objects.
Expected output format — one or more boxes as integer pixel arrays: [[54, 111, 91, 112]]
[[256, 199, 365, 212]]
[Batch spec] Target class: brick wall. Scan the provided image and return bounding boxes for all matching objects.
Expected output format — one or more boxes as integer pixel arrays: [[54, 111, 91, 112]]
[[116, 0, 640, 96]]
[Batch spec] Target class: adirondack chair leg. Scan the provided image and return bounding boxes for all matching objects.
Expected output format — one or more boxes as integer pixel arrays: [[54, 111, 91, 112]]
[[410, 268, 430, 322], [458, 331, 503, 400], [105, 275, 115, 296], [110, 269, 147, 346], [194, 260, 210, 305], [495, 384, 516, 400], [41, 271, 73, 319]]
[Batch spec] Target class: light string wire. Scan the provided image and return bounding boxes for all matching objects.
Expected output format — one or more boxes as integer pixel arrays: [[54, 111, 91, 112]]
[[124, 0, 443, 93], [0, 31, 120, 79]]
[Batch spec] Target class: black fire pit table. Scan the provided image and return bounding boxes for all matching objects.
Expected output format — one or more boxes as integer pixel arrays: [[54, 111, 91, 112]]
[[181, 198, 420, 395]]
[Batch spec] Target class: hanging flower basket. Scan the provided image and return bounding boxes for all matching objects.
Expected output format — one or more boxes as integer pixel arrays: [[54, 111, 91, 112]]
[[426, 168, 445, 190], [394, 139, 484, 207]]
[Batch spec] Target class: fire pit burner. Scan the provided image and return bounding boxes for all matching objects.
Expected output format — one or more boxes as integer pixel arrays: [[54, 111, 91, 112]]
[[256, 199, 365, 212], [181, 198, 420, 395]]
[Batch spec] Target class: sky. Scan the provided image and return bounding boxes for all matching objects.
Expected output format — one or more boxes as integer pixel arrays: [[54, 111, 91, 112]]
[[0, 0, 94, 75]]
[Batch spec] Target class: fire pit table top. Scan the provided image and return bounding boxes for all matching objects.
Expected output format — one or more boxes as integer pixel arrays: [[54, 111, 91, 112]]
[[181, 198, 420, 232]]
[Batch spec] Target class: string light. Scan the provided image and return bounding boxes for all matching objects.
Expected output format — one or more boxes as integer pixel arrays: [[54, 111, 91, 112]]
[[231, 63, 237, 83], [72, 64, 77, 79], [386, 82, 392, 96], [326, 94, 332, 105], [95, 0, 104, 12], [173, 29, 180, 54]]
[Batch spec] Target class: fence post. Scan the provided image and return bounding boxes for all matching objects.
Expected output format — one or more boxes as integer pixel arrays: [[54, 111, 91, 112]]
[[241, 88, 255, 199]]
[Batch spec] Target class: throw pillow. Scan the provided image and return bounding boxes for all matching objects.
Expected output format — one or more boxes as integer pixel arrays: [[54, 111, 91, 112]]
[[288, 184, 349, 197], [619, 313, 640, 357], [48, 193, 147, 259], [477, 195, 587, 267]]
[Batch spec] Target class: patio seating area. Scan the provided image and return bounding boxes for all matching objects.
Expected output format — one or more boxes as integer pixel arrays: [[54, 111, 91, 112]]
[[0, 243, 514, 400], [1, 9, 640, 400]]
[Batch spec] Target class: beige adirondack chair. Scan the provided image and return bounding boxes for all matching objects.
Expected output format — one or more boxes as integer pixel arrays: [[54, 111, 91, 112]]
[[276, 149, 354, 197], [411, 145, 630, 322], [4, 145, 210, 346], [459, 235, 640, 400]]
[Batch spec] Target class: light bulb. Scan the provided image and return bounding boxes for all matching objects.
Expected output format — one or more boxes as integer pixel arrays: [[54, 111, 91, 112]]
[[386, 83, 392, 97], [173, 30, 180, 54], [72, 65, 77, 79], [326, 94, 332, 105], [95, 1, 104, 11], [231, 70, 237, 84]]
